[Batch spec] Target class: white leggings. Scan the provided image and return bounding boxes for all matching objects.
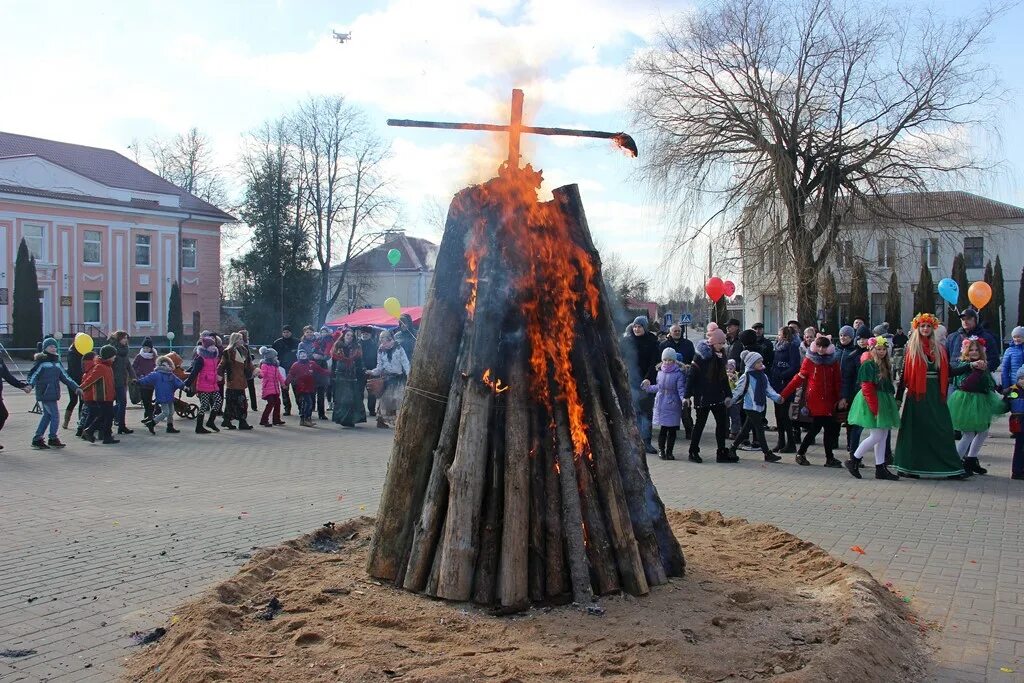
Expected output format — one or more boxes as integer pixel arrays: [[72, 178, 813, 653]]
[[956, 430, 989, 460], [853, 428, 890, 465]]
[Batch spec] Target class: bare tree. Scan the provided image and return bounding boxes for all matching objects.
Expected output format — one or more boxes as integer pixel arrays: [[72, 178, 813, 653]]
[[632, 0, 1005, 324], [147, 127, 228, 206]]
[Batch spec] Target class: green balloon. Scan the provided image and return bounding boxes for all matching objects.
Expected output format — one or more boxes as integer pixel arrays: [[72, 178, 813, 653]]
[[387, 248, 401, 266]]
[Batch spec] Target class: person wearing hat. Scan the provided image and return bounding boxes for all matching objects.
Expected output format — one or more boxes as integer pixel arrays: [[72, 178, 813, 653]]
[[395, 313, 417, 363], [726, 350, 783, 462], [640, 347, 687, 460], [661, 325, 696, 439], [684, 327, 734, 463], [836, 326, 863, 453], [946, 308, 998, 372], [27, 337, 82, 449], [358, 327, 378, 420], [132, 337, 158, 423], [105, 330, 136, 434], [136, 355, 186, 434], [844, 336, 901, 480], [257, 346, 287, 426], [186, 335, 224, 434], [1004, 366, 1024, 480], [622, 316, 661, 455], [723, 318, 741, 353], [218, 332, 255, 430], [751, 323, 775, 369], [272, 325, 300, 416], [1001, 326, 1024, 392], [289, 346, 332, 427], [79, 345, 119, 444]]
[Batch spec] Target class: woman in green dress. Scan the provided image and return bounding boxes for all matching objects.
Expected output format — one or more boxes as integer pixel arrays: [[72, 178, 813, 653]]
[[893, 313, 975, 479], [949, 337, 1005, 475], [844, 336, 901, 480]]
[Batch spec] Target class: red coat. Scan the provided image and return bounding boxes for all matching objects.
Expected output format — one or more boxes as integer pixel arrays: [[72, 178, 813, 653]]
[[80, 358, 115, 403], [781, 355, 841, 417], [286, 360, 330, 394]]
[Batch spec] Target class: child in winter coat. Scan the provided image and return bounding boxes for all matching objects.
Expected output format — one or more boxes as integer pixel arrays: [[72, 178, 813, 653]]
[[1001, 327, 1024, 391], [137, 355, 186, 434], [725, 358, 742, 438], [218, 332, 255, 431], [286, 348, 331, 427], [257, 346, 287, 427], [641, 347, 687, 461], [1005, 366, 1024, 480], [132, 337, 159, 422], [781, 335, 842, 467], [186, 336, 224, 434], [27, 337, 82, 449], [684, 327, 734, 464], [79, 345, 118, 444], [949, 337, 1005, 475], [0, 355, 31, 449], [727, 351, 783, 462], [844, 337, 901, 480]]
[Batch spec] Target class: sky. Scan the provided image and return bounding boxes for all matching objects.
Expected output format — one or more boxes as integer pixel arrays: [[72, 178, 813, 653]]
[[2, 0, 1023, 298]]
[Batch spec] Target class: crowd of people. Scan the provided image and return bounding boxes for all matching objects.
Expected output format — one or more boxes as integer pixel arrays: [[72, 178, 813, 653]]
[[623, 309, 1024, 482], [0, 314, 418, 450]]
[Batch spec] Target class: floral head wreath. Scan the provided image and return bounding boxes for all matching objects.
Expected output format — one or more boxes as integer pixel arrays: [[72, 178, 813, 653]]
[[868, 335, 889, 349], [960, 335, 985, 353], [911, 313, 940, 330]]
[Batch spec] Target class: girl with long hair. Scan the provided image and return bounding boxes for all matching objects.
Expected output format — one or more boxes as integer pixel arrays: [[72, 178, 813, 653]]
[[331, 328, 366, 428], [844, 337, 900, 480]]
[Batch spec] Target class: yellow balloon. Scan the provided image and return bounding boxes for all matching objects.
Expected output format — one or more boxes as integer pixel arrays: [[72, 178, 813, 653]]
[[383, 297, 402, 318], [967, 281, 992, 310], [73, 332, 94, 354]]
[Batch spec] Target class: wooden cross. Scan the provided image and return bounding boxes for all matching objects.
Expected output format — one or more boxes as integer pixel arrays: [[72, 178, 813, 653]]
[[387, 88, 638, 167]]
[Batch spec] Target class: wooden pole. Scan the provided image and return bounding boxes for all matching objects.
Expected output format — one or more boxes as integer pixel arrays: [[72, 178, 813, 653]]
[[498, 353, 530, 608], [553, 402, 594, 605]]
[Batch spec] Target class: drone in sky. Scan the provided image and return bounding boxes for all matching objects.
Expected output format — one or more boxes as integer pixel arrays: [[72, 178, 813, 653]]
[[333, 30, 352, 44]]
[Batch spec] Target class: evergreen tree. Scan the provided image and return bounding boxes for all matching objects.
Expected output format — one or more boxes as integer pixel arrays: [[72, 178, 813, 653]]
[[992, 255, 1006, 343], [950, 252, 969, 322], [885, 270, 902, 329], [820, 268, 838, 333], [167, 281, 184, 346], [983, 260, 993, 286], [914, 258, 936, 316], [12, 238, 42, 353], [849, 261, 869, 326]]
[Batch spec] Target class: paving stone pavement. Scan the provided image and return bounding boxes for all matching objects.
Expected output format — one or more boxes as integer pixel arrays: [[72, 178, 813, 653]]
[[1, 389, 1023, 682]]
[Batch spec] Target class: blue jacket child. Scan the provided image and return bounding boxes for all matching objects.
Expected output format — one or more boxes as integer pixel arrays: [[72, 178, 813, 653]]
[[137, 357, 186, 404], [731, 351, 782, 412], [1001, 326, 1024, 391], [27, 337, 81, 448]]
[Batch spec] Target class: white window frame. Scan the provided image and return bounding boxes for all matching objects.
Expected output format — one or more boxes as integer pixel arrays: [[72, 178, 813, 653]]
[[877, 238, 896, 269], [836, 240, 854, 269], [181, 238, 197, 270], [83, 230, 102, 265], [921, 237, 939, 268], [135, 234, 152, 266], [22, 223, 46, 261], [83, 290, 102, 325], [964, 236, 984, 269], [135, 291, 152, 324]]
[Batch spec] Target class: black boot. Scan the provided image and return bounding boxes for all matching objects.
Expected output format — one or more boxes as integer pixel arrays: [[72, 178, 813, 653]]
[[795, 452, 811, 466], [195, 418, 211, 434], [117, 425, 134, 435], [238, 418, 253, 431], [845, 458, 862, 479], [643, 439, 658, 455], [145, 419, 156, 435], [166, 425, 180, 434], [717, 447, 739, 463], [206, 413, 220, 432], [222, 419, 237, 430], [964, 457, 988, 475], [763, 450, 782, 463], [688, 449, 703, 463], [824, 453, 843, 468], [875, 464, 900, 480]]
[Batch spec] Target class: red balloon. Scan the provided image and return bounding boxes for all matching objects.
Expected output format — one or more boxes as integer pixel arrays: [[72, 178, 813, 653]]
[[705, 277, 725, 301], [723, 280, 736, 297]]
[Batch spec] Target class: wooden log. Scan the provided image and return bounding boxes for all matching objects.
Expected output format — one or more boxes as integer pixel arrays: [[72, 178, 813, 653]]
[[527, 408, 547, 603], [575, 451, 620, 595], [552, 403, 594, 605], [367, 187, 478, 581], [541, 409, 565, 598], [425, 515, 447, 597], [401, 342, 470, 592], [472, 396, 505, 605], [498, 354, 530, 609], [552, 183, 685, 581]]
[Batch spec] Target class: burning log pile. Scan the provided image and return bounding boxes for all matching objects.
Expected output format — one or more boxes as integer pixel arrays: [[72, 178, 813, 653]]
[[366, 164, 684, 610]]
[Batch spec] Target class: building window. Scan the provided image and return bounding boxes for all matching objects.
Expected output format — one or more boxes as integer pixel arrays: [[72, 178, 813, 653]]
[[83, 291, 101, 324], [83, 230, 102, 264], [761, 295, 780, 334], [964, 237, 984, 269], [870, 293, 887, 326], [23, 223, 45, 260], [920, 238, 939, 268], [181, 238, 197, 269], [877, 239, 896, 269], [135, 234, 151, 266], [836, 240, 854, 269], [135, 292, 152, 323], [837, 293, 851, 328]]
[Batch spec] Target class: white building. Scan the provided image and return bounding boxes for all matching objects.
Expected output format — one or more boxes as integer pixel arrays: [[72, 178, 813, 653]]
[[327, 232, 438, 317], [742, 191, 1024, 336]]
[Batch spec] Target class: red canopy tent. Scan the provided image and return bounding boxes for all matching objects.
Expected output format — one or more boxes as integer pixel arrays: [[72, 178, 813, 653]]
[[326, 306, 423, 329]]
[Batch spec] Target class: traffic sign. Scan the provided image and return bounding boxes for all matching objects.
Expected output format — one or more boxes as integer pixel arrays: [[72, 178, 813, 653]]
[[663, 312, 674, 326], [680, 313, 693, 326]]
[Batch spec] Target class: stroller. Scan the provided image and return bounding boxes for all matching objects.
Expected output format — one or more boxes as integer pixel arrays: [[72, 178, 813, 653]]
[[165, 352, 199, 420]]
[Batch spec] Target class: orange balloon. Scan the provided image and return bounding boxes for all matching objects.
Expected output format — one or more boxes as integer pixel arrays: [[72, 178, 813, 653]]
[[967, 281, 992, 310]]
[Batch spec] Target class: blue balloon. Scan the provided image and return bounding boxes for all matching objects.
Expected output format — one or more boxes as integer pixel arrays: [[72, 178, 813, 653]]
[[938, 278, 960, 306]]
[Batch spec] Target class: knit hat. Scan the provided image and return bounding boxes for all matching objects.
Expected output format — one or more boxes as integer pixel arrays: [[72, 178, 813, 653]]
[[142, 337, 154, 349], [200, 335, 215, 348], [297, 348, 309, 361], [1012, 326, 1024, 340], [738, 329, 757, 347], [661, 347, 677, 362], [41, 337, 58, 353], [872, 323, 889, 336], [100, 344, 117, 360], [259, 345, 278, 362], [839, 325, 855, 339], [632, 316, 648, 331], [707, 328, 727, 346], [855, 325, 872, 340], [707, 322, 719, 332], [282, 325, 293, 333], [740, 350, 763, 371]]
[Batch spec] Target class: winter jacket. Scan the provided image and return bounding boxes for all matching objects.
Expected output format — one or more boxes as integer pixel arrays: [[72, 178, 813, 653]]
[[642, 363, 687, 427], [27, 353, 79, 402], [1002, 344, 1024, 390], [132, 349, 158, 378], [946, 325, 999, 372], [297, 338, 317, 360], [272, 335, 299, 369], [137, 367, 185, 403], [109, 342, 135, 389], [395, 329, 416, 363], [754, 334, 775, 369], [187, 354, 221, 393], [684, 341, 731, 407], [622, 330, 660, 384], [218, 346, 254, 391], [835, 342, 863, 402], [66, 346, 84, 384], [0, 357, 28, 399], [286, 359, 330, 394], [331, 343, 364, 381], [312, 335, 334, 388], [258, 361, 286, 398], [369, 345, 411, 379], [769, 340, 801, 392], [731, 370, 781, 412], [80, 358, 115, 403], [660, 336, 695, 365], [781, 351, 841, 417], [728, 333, 760, 377], [359, 336, 378, 372]]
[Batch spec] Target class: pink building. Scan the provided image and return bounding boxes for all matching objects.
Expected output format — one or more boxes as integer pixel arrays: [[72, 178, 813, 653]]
[[0, 131, 234, 339]]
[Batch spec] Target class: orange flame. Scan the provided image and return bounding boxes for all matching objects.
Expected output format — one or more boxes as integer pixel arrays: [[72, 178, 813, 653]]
[[482, 368, 510, 394]]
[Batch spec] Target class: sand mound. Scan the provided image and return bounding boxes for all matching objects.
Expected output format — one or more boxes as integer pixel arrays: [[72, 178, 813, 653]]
[[123, 510, 928, 682]]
